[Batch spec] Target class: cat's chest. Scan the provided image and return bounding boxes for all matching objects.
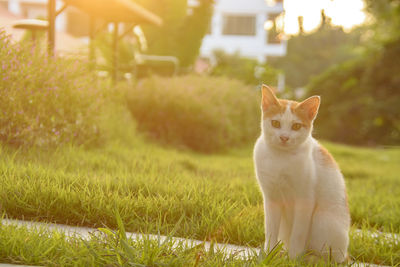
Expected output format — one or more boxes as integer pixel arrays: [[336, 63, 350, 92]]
[[255, 147, 313, 188], [263, 151, 307, 174]]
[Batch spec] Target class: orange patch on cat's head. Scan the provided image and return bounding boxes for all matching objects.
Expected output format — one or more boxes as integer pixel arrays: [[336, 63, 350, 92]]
[[261, 84, 321, 127]]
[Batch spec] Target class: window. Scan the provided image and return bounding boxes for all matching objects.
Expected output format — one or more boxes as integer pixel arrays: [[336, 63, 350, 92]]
[[223, 15, 256, 36]]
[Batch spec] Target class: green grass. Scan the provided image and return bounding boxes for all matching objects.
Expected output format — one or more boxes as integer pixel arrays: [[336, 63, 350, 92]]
[[0, 216, 398, 267], [0, 117, 399, 265], [0, 217, 265, 266], [324, 142, 400, 232], [1, 215, 353, 267]]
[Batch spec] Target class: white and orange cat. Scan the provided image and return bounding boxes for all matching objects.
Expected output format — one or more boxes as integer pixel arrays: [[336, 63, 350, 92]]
[[254, 85, 350, 263]]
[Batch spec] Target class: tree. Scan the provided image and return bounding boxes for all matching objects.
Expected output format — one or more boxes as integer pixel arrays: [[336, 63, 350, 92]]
[[269, 11, 361, 89], [94, 0, 214, 75], [138, 0, 214, 68], [176, 0, 214, 67], [364, 0, 400, 44], [306, 0, 400, 146]]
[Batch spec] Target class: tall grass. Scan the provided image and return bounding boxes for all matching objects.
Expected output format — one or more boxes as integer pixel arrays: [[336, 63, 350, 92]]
[[0, 218, 294, 267], [0, 139, 399, 265], [0, 30, 104, 147], [126, 75, 260, 152]]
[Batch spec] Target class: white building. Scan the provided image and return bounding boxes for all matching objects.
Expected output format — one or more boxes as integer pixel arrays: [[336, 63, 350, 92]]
[[198, 0, 287, 63]]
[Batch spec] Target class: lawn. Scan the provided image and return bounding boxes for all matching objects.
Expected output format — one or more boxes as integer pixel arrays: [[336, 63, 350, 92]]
[[0, 119, 399, 266]]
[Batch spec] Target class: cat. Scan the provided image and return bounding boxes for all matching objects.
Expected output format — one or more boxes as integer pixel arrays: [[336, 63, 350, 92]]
[[253, 85, 350, 263]]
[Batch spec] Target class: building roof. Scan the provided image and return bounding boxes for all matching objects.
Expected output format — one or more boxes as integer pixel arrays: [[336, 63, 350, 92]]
[[63, 0, 162, 25]]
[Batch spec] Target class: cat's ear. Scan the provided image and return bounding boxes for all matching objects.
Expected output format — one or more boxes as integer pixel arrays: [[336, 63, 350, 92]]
[[261, 84, 280, 111], [297, 96, 320, 121]]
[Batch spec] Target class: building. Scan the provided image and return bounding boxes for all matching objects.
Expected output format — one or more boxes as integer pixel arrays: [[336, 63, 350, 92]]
[[1, 0, 92, 37], [0, 0, 86, 53], [197, 0, 287, 63], [1, 0, 287, 63]]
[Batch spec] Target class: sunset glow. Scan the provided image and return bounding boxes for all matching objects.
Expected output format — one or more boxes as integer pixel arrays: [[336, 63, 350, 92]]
[[283, 0, 366, 34]]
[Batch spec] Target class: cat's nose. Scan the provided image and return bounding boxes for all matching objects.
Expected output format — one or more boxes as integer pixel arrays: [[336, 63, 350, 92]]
[[280, 136, 289, 142]]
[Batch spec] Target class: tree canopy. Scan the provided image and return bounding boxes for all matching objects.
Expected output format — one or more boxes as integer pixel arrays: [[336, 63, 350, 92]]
[[269, 11, 361, 89], [307, 0, 400, 146], [136, 0, 214, 68]]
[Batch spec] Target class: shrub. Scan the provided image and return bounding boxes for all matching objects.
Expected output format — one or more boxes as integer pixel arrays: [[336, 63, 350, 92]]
[[126, 75, 260, 152], [0, 30, 104, 147], [211, 50, 280, 86]]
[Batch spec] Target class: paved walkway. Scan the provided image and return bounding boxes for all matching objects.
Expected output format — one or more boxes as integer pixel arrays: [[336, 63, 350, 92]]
[[1, 219, 396, 267]]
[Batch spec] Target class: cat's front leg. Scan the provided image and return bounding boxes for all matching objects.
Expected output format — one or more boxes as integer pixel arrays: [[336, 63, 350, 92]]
[[288, 199, 314, 259], [264, 200, 282, 252]]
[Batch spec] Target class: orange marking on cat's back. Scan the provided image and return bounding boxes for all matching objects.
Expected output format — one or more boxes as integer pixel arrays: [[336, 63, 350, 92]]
[[344, 188, 349, 213], [318, 145, 338, 168]]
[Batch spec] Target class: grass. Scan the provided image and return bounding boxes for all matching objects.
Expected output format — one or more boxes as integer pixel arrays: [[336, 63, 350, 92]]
[[1, 24, 398, 266], [0, 111, 399, 265], [0, 217, 264, 266], [0, 215, 341, 267], [0, 215, 398, 266]]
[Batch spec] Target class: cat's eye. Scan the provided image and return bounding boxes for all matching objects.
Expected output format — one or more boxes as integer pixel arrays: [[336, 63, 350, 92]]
[[271, 120, 281, 128], [292, 123, 303, 131]]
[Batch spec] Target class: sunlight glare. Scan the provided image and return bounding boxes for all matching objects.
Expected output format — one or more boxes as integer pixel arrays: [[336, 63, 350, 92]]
[[283, 0, 366, 35]]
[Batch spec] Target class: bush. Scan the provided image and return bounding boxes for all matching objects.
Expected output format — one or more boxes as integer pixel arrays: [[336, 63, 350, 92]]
[[126, 75, 260, 152], [211, 50, 280, 86], [0, 30, 104, 147]]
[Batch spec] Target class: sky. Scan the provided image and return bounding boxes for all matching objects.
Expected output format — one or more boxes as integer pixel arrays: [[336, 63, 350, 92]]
[[282, 0, 367, 34]]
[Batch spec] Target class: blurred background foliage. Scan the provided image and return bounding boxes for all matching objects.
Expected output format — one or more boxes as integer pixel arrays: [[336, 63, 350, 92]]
[[0, 0, 399, 150], [125, 75, 259, 152], [306, 0, 400, 146], [134, 0, 214, 68], [0, 31, 104, 148], [210, 50, 280, 86], [94, 0, 214, 75], [269, 11, 362, 89]]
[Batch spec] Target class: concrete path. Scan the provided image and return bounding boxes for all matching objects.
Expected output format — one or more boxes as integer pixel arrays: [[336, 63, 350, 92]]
[[1, 219, 396, 267]]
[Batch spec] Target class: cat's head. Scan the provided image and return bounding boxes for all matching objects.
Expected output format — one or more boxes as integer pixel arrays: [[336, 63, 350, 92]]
[[261, 85, 320, 150]]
